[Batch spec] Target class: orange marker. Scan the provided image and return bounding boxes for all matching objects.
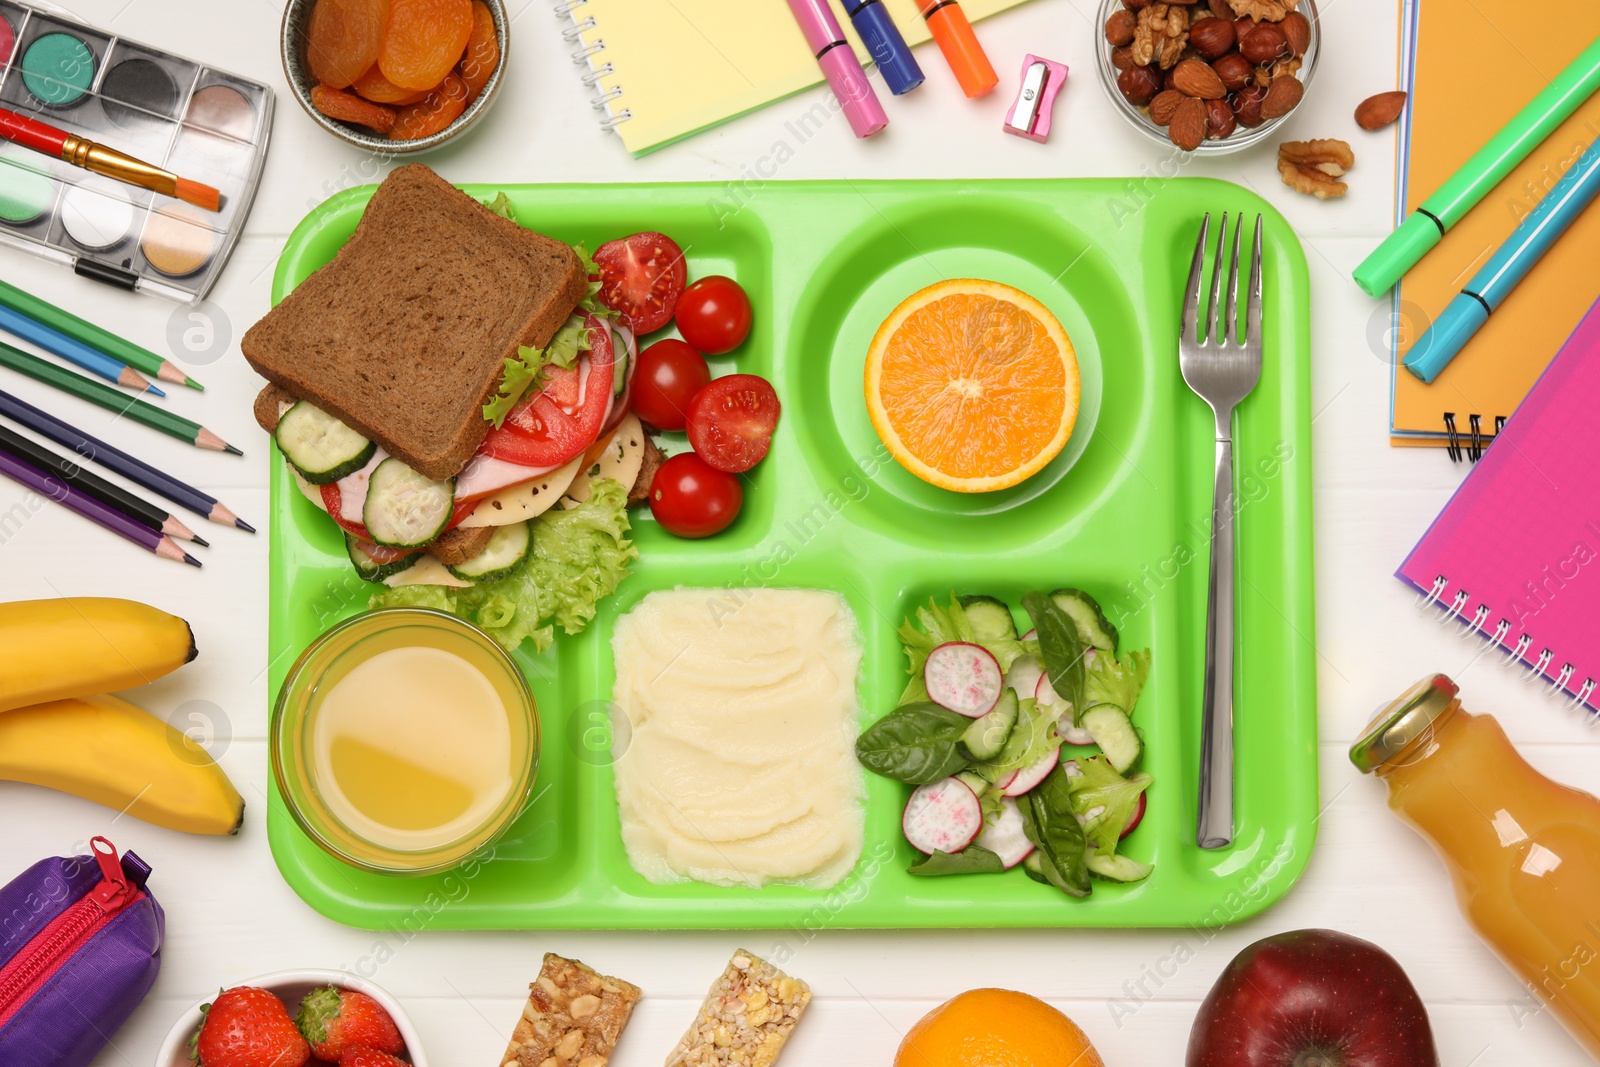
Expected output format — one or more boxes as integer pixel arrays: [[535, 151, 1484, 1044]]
[[917, 0, 998, 98]]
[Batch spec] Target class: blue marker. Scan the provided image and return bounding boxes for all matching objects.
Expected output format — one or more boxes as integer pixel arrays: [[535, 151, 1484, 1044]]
[[844, 0, 924, 95], [1405, 138, 1600, 383]]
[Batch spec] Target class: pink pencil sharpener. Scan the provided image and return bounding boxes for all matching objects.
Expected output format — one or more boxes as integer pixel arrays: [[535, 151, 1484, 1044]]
[[1003, 55, 1068, 143]]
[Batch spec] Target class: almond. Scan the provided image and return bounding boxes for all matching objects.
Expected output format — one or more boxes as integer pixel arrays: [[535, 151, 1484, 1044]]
[[1260, 74, 1304, 120], [1281, 11, 1312, 57], [1172, 57, 1226, 99], [1355, 90, 1408, 131], [1169, 96, 1208, 151], [1149, 89, 1185, 125]]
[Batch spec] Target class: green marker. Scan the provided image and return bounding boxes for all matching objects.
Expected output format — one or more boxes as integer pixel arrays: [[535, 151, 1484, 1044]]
[[1354, 36, 1600, 297]]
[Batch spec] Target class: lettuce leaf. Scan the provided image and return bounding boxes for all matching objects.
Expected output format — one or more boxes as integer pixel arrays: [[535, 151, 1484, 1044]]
[[973, 696, 1059, 783], [1064, 754, 1153, 857], [369, 478, 636, 654], [482, 315, 591, 428], [482, 192, 517, 220], [1084, 647, 1152, 714], [897, 593, 977, 704]]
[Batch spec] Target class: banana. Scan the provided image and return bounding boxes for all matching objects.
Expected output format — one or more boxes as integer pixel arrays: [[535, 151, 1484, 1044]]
[[0, 598, 197, 713], [0, 694, 243, 835]]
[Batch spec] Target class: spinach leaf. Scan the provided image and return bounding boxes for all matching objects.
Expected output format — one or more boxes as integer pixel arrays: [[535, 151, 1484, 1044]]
[[855, 702, 973, 784], [907, 845, 1005, 877], [1021, 765, 1092, 898], [1023, 591, 1089, 721]]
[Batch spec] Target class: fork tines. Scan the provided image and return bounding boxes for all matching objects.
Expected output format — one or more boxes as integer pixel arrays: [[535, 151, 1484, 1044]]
[[1184, 212, 1264, 349]]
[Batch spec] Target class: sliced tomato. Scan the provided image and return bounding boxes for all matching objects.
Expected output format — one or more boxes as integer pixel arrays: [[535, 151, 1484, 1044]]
[[320, 482, 371, 540], [479, 315, 616, 468], [351, 538, 419, 564], [593, 232, 686, 334]]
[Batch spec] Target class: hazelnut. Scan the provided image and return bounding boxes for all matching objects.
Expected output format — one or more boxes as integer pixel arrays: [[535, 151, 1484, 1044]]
[[1239, 23, 1289, 64], [1111, 45, 1135, 71], [1164, 66, 1180, 92], [1123, 0, 1152, 9], [1205, 97, 1237, 139], [1207, 0, 1231, 15], [1117, 63, 1163, 106], [1187, 17, 1235, 59], [1230, 84, 1268, 127], [1105, 9, 1137, 46], [1212, 52, 1255, 91], [1233, 15, 1256, 38], [1281, 11, 1311, 57]]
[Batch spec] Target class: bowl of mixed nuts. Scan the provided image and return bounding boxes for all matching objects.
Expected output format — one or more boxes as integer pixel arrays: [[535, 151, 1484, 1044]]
[[1096, 0, 1320, 154]]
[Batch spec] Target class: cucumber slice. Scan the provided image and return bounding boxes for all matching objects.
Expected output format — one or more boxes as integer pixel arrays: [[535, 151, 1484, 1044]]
[[1086, 851, 1153, 883], [447, 521, 531, 582], [275, 401, 374, 485], [362, 459, 456, 547], [960, 594, 1025, 670], [960, 687, 1019, 761], [611, 329, 629, 395], [954, 770, 990, 799], [1050, 589, 1119, 652], [1081, 703, 1142, 773], [346, 535, 419, 582]]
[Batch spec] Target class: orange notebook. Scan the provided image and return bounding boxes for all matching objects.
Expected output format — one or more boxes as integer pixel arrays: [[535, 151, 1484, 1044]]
[[1389, 0, 1600, 454]]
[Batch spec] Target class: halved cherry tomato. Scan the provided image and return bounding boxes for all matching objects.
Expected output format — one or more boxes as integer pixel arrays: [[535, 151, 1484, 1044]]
[[480, 315, 615, 467], [685, 374, 781, 473], [632, 338, 710, 432], [593, 232, 686, 334], [648, 452, 742, 538], [675, 275, 752, 355]]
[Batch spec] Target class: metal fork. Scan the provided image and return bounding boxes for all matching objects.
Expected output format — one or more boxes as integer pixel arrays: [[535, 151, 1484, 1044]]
[[1179, 212, 1263, 851]]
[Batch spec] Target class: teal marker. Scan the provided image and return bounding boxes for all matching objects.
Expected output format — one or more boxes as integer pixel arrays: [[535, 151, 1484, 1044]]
[[1355, 37, 1600, 297], [1404, 138, 1600, 383]]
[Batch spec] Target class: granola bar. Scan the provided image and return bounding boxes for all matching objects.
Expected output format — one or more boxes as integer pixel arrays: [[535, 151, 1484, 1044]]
[[501, 954, 642, 1067], [665, 950, 811, 1067]]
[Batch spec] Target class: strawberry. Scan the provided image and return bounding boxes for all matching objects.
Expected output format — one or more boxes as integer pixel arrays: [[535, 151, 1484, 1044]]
[[192, 987, 310, 1067], [295, 987, 403, 1061], [340, 1049, 411, 1067]]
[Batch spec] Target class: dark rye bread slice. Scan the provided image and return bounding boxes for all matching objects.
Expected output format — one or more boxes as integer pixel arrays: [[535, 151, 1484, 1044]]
[[242, 164, 587, 480]]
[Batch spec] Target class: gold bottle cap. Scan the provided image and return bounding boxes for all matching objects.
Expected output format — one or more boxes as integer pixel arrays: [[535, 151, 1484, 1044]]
[[1349, 673, 1460, 774]]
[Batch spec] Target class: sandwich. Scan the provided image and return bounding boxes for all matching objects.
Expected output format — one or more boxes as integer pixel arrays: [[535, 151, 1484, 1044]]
[[244, 164, 656, 649]]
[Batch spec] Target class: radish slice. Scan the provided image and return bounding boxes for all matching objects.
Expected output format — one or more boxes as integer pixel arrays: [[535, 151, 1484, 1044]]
[[924, 642, 1003, 718], [902, 778, 982, 855], [1058, 714, 1096, 747], [1121, 792, 1147, 839], [1022, 628, 1037, 642], [1005, 653, 1045, 702], [976, 797, 1035, 869], [1063, 759, 1084, 777], [1002, 748, 1060, 797], [995, 768, 1020, 792]]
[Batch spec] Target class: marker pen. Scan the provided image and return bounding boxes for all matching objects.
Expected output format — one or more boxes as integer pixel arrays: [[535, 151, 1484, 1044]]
[[844, 0, 924, 96], [785, 0, 889, 138], [917, 0, 998, 98]]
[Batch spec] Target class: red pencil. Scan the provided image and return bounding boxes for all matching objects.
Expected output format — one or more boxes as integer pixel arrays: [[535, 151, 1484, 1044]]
[[0, 106, 220, 213]]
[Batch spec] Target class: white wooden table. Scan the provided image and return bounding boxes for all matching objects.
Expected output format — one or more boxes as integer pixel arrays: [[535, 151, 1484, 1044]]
[[2, 1, 1595, 1063]]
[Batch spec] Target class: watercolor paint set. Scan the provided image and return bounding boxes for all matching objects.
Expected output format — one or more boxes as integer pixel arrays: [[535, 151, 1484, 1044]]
[[0, 1, 272, 302]]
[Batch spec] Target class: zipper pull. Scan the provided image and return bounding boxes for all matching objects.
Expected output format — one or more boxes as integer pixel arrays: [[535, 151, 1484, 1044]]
[[87, 837, 132, 911]]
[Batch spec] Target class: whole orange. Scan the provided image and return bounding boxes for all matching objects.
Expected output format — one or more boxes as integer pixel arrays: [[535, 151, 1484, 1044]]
[[894, 988, 1106, 1067]]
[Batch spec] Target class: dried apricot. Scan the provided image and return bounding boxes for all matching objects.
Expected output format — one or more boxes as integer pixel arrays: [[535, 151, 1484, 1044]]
[[388, 72, 468, 140], [352, 64, 427, 105], [311, 84, 398, 135], [305, 0, 389, 90], [458, 1, 499, 102], [378, 0, 473, 93]]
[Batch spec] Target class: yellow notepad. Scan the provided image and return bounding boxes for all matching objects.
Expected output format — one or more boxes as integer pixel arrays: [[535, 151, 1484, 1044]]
[[560, 0, 1034, 156], [1390, 0, 1600, 452]]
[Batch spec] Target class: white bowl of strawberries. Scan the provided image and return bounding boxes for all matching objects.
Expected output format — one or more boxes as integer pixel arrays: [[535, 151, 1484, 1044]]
[[157, 970, 427, 1067]]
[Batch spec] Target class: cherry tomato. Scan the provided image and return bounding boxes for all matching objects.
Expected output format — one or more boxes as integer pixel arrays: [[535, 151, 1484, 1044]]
[[593, 232, 686, 334], [685, 374, 781, 473], [675, 275, 752, 355], [649, 452, 742, 538], [631, 338, 711, 432], [479, 315, 616, 467]]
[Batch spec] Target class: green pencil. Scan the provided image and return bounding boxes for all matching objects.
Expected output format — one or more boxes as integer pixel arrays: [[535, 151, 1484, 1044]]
[[0, 342, 239, 454], [0, 277, 203, 391]]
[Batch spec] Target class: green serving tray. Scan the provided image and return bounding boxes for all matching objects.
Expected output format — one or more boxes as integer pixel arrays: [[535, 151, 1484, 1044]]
[[266, 178, 1317, 930]]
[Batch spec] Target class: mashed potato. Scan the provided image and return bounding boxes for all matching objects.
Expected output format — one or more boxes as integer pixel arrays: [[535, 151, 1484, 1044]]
[[610, 587, 864, 889]]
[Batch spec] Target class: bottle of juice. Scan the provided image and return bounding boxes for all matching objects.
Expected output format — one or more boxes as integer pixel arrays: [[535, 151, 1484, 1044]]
[[1351, 674, 1600, 1059]]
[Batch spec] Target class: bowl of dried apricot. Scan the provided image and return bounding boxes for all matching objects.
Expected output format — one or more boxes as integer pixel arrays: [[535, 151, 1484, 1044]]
[[1096, 0, 1319, 155], [282, 0, 509, 153]]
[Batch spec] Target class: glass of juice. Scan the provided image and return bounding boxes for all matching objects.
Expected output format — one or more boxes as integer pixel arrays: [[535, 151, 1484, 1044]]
[[272, 608, 539, 875]]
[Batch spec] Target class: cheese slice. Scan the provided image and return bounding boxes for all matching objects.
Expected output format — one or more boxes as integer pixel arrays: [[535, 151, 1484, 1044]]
[[565, 413, 646, 507], [382, 554, 474, 589], [457, 454, 583, 527]]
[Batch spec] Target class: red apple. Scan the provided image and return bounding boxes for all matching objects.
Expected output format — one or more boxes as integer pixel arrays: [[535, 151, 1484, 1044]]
[[1187, 928, 1439, 1067]]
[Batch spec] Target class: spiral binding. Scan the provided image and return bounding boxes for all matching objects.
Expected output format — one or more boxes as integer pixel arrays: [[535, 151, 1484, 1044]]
[[1415, 575, 1597, 713], [1441, 412, 1507, 464], [555, 0, 631, 132]]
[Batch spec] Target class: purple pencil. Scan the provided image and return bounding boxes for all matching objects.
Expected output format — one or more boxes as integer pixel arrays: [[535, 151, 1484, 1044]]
[[0, 449, 199, 567]]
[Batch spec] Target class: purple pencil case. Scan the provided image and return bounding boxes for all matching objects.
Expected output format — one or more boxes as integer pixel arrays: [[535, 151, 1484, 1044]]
[[0, 838, 164, 1067]]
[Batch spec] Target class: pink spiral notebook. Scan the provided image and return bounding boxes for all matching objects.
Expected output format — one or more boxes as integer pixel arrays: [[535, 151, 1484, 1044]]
[[1398, 297, 1600, 713]]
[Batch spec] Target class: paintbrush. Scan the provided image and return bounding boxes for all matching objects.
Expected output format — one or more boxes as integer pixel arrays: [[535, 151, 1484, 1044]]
[[0, 106, 221, 212]]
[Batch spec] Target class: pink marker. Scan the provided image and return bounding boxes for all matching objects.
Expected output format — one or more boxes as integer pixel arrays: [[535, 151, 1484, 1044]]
[[785, 0, 888, 139]]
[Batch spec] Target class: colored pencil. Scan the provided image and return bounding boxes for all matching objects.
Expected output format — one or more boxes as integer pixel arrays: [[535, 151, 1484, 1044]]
[[0, 390, 252, 530], [0, 448, 199, 566], [0, 424, 205, 544], [0, 342, 241, 454], [0, 278, 200, 390], [0, 304, 161, 395]]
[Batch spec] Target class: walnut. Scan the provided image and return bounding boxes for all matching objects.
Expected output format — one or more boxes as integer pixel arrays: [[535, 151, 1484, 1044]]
[[1228, 0, 1297, 19], [1254, 56, 1303, 87], [1132, 3, 1191, 69], [1278, 139, 1354, 199]]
